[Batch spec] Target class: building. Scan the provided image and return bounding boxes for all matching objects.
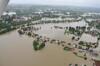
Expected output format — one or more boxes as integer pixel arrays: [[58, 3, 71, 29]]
[[3, 12, 17, 16], [95, 60, 100, 66]]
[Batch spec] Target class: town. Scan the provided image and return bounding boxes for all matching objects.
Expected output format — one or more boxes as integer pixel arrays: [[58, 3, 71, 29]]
[[0, 4, 100, 66]]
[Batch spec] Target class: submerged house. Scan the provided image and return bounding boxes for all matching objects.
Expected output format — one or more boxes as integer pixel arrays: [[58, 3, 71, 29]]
[[95, 60, 100, 66], [90, 49, 100, 66], [92, 42, 100, 66]]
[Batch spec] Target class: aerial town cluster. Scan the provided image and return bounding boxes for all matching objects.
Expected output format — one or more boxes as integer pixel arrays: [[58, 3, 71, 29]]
[[1, 5, 100, 66]]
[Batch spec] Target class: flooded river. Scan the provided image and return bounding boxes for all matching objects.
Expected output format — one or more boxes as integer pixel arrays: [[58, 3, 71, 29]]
[[0, 22, 93, 66]]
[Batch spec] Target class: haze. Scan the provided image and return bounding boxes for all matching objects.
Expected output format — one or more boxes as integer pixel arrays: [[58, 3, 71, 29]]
[[9, 0, 100, 8]]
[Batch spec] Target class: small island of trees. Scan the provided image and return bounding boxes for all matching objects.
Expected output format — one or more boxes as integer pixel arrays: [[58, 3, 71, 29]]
[[33, 40, 45, 51]]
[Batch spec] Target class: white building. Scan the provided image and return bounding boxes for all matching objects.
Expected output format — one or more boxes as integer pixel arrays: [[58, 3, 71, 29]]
[[3, 12, 16, 16], [41, 17, 75, 21]]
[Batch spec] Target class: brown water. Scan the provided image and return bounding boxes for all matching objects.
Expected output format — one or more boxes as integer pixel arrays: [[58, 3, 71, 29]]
[[0, 23, 93, 66]]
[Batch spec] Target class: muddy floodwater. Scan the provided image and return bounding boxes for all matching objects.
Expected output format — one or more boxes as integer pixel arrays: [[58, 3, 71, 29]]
[[0, 22, 93, 66]]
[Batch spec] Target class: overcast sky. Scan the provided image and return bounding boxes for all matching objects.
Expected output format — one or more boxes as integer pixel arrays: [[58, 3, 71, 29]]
[[9, 0, 100, 8]]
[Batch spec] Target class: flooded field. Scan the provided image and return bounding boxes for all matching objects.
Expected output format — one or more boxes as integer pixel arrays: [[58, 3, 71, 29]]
[[0, 22, 95, 66]]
